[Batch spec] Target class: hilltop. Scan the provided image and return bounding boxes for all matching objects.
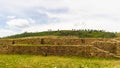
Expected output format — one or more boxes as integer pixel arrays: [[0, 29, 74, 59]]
[[3, 30, 116, 39]]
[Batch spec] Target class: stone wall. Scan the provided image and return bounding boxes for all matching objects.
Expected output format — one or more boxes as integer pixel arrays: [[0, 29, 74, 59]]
[[0, 38, 112, 45], [92, 41, 120, 56], [0, 45, 117, 58]]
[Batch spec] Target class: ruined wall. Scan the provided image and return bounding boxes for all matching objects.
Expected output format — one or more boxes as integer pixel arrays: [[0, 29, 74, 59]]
[[0, 38, 120, 58], [0, 38, 112, 45], [0, 39, 13, 46], [116, 45, 120, 56], [0, 45, 117, 58], [13, 38, 42, 45], [92, 41, 120, 56]]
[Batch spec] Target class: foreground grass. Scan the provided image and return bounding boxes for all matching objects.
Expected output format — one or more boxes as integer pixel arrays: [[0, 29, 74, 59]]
[[0, 54, 119, 68]]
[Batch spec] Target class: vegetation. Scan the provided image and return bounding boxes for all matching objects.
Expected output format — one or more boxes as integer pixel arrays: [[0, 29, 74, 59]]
[[4, 30, 116, 39], [0, 30, 119, 68], [115, 33, 120, 38], [0, 54, 119, 68]]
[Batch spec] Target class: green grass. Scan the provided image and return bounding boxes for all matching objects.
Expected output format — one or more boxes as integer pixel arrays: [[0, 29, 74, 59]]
[[0, 54, 119, 68], [3, 30, 116, 39], [116, 33, 120, 38]]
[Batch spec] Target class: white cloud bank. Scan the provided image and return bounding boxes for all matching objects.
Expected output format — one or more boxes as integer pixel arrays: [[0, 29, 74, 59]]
[[1, 0, 120, 37], [0, 29, 17, 37], [6, 18, 36, 28]]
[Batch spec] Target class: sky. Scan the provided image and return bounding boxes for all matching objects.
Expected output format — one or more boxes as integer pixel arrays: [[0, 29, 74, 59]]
[[0, 0, 120, 37]]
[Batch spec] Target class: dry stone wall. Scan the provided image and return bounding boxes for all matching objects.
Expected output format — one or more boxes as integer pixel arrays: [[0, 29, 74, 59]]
[[0, 38, 120, 58], [0, 45, 117, 58], [0, 39, 13, 46], [0, 38, 112, 45], [92, 41, 120, 56]]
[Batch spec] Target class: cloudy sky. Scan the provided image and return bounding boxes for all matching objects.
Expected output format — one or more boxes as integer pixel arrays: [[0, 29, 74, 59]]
[[0, 0, 120, 37]]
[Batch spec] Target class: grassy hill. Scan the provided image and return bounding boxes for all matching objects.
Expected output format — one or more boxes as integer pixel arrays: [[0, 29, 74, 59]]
[[0, 54, 119, 68], [4, 30, 116, 39]]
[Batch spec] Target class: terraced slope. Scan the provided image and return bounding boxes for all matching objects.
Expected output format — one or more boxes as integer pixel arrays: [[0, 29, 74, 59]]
[[0, 37, 120, 58]]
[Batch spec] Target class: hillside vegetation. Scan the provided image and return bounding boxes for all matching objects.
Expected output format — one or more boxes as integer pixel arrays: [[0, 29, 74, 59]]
[[4, 30, 116, 39], [0, 55, 119, 68]]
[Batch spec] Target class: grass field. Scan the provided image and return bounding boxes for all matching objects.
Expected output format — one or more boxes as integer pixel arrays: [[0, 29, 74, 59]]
[[0, 55, 119, 68]]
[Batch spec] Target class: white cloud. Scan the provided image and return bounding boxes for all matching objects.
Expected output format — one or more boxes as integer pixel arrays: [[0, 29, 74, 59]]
[[7, 16, 16, 19], [21, 22, 73, 32], [0, 29, 17, 37], [6, 18, 36, 28], [1, 0, 120, 37]]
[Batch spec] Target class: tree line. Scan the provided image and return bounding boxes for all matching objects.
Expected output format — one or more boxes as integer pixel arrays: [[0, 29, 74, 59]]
[[3, 29, 117, 39]]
